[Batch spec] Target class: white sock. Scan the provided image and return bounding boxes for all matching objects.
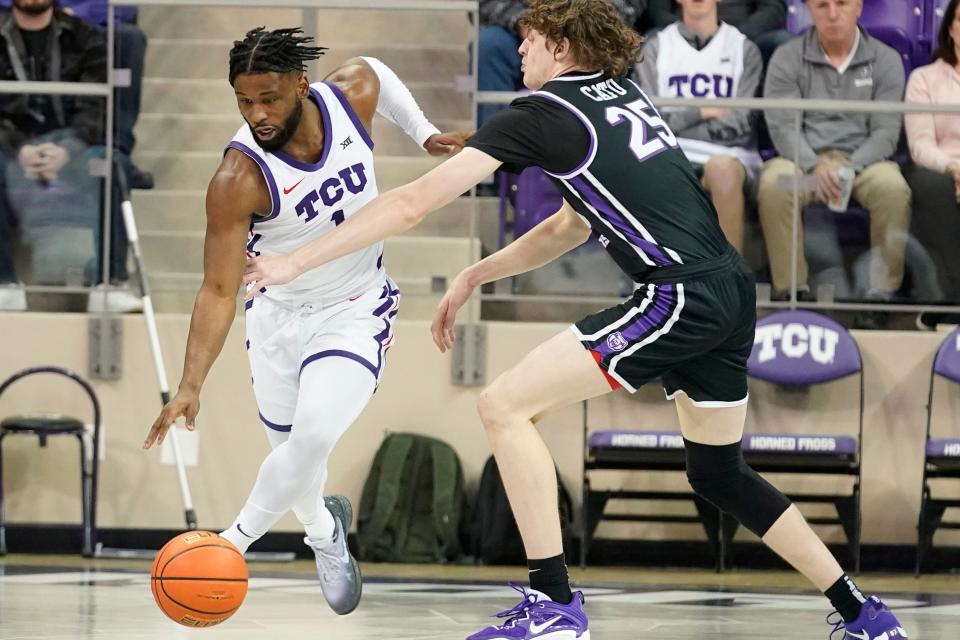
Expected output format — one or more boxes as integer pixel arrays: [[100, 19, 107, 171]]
[[219, 501, 282, 555], [301, 498, 336, 544]]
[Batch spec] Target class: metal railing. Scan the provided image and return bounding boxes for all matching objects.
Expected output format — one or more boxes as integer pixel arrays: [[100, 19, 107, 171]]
[[479, 90, 960, 315], [0, 1, 479, 303]]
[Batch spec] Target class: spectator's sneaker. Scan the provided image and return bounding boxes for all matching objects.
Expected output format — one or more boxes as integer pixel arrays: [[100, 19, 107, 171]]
[[0, 283, 27, 311], [305, 495, 361, 615], [917, 312, 960, 331], [467, 584, 589, 640], [128, 165, 154, 190], [827, 596, 908, 640], [87, 284, 143, 314]]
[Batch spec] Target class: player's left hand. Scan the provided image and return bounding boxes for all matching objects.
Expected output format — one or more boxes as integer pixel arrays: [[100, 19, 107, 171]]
[[242, 254, 302, 300], [431, 271, 476, 353], [423, 131, 474, 156]]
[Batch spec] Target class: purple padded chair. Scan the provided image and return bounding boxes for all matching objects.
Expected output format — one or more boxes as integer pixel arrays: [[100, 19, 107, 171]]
[[580, 424, 736, 571], [582, 312, 865, 571], [916, 326, 960, 572], [497, 168, 563, 249], [785, 0, 926, 73], [744, 310, 864, 572]]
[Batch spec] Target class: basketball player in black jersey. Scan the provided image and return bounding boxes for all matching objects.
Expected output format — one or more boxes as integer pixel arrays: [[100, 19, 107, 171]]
[[242, 2, 906, 639]]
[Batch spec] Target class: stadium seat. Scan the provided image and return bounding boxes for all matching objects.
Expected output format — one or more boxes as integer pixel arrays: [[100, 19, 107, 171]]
[[498, 167, 563, 248], [735, 309, 865, 572], [916, 326, 960, 573], [581, 309, 865, 571], [785, 0, 927, 73], [927, 0, 951, 51]]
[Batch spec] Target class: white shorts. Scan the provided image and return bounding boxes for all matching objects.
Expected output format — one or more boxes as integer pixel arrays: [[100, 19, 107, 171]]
[[244, 277, 400, 432]]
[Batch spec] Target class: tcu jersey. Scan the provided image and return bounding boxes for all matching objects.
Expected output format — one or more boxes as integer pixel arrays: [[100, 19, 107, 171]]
[[655, 22, 760, 171], [228, 81, 384, 304], [533, 72, 728, 281], [655, 22, 745, 100]]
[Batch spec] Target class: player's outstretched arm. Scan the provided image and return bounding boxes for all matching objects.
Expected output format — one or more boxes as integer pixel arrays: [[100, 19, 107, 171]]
[[431, 201, 591, 352], [325, 56, 471, 156], [144, 153, 260, 449], [242, 148, 501, 297]]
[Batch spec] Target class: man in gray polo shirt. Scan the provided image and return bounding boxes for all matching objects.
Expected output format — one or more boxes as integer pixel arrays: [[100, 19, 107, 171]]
[[758, 0, 910, 301]]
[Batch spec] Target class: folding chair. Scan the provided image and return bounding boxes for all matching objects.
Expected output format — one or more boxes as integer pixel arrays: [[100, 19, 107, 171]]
[[916, 326, 960, 573]]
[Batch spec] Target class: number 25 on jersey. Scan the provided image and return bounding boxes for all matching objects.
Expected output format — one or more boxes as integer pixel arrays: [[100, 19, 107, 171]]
[[605, 98, 678, 163]]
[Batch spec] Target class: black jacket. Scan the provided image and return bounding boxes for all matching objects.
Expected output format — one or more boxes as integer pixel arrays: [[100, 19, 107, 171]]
[[0, 8, 107, 152]]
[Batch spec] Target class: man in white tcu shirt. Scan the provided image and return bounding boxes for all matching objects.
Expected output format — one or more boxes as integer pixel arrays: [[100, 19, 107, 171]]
[[142, 27, 467, 615], [636, 0, 763, 255]]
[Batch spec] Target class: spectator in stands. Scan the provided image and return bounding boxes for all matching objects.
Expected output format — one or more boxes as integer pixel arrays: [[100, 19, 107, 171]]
[[758, 0, 909, 309], [645, 0, 789, 63], [904, 0, 960, 328], [478, 0, 647, 125], [0, 154, 21, 310], [1, 0, 153, 188], [0, 0, 140, 312], [636, 0, 762, 253], [65, 0, 151, 189]]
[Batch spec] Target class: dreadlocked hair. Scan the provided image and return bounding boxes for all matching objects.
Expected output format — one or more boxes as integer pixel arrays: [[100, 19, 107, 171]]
[[228, 27, 328, 85]]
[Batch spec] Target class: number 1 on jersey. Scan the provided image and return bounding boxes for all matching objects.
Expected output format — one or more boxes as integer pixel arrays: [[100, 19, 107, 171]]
[[331, 210, 345, 226], [605, 98, 678, 163]]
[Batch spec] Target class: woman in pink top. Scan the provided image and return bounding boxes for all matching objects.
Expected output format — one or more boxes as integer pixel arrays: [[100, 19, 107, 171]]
[[905, 0, 960, 326]]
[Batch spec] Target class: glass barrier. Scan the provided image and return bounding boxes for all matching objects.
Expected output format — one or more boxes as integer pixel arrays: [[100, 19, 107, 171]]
[[0, 77, 116, 312], [475, 90, 960, 329], [110, 0, 480, 319], [0, 0, 149, 313]]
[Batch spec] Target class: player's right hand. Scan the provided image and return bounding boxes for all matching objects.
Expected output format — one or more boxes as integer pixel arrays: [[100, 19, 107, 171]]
[[144, 388, 200, 450], [431, 272, 476, 353]]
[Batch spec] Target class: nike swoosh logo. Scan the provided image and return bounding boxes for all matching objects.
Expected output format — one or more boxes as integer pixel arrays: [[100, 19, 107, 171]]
[[845, 630, 871, 640], [283, 178, 305, 194], [528, 615, 562, 634]]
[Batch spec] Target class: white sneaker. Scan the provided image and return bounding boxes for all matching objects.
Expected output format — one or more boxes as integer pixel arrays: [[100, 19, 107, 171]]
[[86, 284, 143, 314], [0, 283, 27, 311]]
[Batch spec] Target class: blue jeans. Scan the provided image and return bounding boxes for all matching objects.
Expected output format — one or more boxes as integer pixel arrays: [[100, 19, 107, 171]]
[[0, 149, 15, 284], [3, 144, 129, 285], [114, 22, 147, 158], [478, 25, 523, 126]]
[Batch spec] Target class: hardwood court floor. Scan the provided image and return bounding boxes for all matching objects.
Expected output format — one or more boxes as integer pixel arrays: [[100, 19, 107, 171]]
[[1, 555, 958, 639]]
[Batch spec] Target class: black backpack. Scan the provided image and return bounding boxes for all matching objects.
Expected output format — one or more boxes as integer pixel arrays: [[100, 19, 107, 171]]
[[470, 455, 573, 565], [357, 433, 465, 563]]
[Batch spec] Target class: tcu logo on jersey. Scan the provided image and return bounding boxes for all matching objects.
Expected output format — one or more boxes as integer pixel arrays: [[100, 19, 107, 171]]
[[294, 163, 368, 223], [667, 74, 734, 98], [753, 323, 840, 365]]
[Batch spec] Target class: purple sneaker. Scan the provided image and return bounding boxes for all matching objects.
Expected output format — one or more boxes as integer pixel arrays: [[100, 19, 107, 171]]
[[467, 583, 590, 640], [827, 596, 908, 640]]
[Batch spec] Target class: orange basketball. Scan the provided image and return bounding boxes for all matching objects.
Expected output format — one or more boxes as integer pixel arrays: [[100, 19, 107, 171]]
[[150, 531, 248, 627]]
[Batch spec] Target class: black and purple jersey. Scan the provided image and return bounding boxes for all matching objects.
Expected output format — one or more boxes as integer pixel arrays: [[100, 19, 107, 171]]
[[467, 70, 730, 284]]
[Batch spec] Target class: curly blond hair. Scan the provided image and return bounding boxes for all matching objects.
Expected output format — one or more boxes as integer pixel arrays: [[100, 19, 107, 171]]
[[519, 0, 643, 78]]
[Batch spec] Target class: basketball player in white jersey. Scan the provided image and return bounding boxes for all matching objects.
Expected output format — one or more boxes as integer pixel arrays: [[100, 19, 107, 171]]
[[142, 27, 468, 615], [635, 0, 763, 253]]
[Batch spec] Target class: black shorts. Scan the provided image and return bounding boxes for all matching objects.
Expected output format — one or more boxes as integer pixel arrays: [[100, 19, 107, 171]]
[[573, 249, 756, 405]]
